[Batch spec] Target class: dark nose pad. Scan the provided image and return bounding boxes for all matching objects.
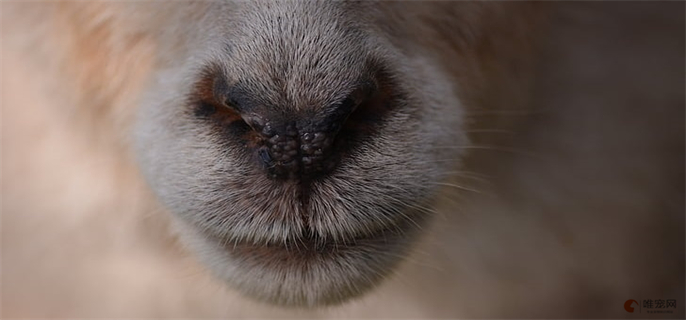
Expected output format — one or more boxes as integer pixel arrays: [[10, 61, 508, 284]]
[[243, 97, 359, 180]]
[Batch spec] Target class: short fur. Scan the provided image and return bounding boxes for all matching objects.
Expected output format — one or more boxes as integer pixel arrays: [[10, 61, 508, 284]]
[[2, 1, 683, 318]]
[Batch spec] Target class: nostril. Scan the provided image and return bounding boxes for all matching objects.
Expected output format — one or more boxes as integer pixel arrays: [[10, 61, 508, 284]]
[[242, 113, 267, 133], [318, 80, 379, 137], [257, 146, 273, 168], [321, 92, 365, 134]]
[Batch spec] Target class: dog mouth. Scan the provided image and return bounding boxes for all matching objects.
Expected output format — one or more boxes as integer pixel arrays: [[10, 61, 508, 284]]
[[167, 155, 436, 306], [182, 208, 422, 307], [224, 224, 404, 262]]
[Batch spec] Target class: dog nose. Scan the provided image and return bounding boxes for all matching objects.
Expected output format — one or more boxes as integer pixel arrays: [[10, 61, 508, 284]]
[[244, 96, 360, 180], [206, 75, 383, 181]]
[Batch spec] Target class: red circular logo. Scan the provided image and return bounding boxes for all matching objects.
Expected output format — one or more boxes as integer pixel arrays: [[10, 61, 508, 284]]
[[624, 299, 639, 313]]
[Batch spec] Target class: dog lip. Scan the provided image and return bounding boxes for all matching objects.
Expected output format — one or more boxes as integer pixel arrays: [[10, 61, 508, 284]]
[[217, 217, 418, 265], [187, 210, 423, 306], [223, 226, 399, 255], [213, 204, 425, 257]]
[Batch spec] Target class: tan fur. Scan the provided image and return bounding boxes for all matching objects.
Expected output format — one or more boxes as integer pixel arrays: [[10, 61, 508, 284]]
[[2, 1, 683, 317]]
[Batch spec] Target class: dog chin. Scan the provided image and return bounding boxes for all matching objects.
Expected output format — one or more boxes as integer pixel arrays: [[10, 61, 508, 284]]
[[176, 214, 421, 307]]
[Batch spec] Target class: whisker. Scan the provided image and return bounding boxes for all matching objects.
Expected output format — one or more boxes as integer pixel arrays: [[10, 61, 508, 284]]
[[463, 128, 515, 134], [382, 250, 445, 273], [464, 109, 543, 116], [447, 171, 492, 185], [431, 158, 467, 163], [444, 170, 491, 179], [432, 182, 482, 194], [433, 145, 540, 158]]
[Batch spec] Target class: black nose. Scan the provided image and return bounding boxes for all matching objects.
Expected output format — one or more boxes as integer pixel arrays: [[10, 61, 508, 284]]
[[200, 74, 386, 181], [242, 95, 361, 180]]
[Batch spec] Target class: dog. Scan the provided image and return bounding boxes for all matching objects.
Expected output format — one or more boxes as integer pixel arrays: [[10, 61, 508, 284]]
[[2, 1, 683, 317]]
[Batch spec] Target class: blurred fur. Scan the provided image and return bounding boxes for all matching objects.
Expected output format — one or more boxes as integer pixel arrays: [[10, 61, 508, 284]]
[[2, 1, 683, 318]]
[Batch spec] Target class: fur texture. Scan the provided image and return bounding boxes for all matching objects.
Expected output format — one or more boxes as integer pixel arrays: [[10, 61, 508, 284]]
[[2, 1, 684, 317]]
